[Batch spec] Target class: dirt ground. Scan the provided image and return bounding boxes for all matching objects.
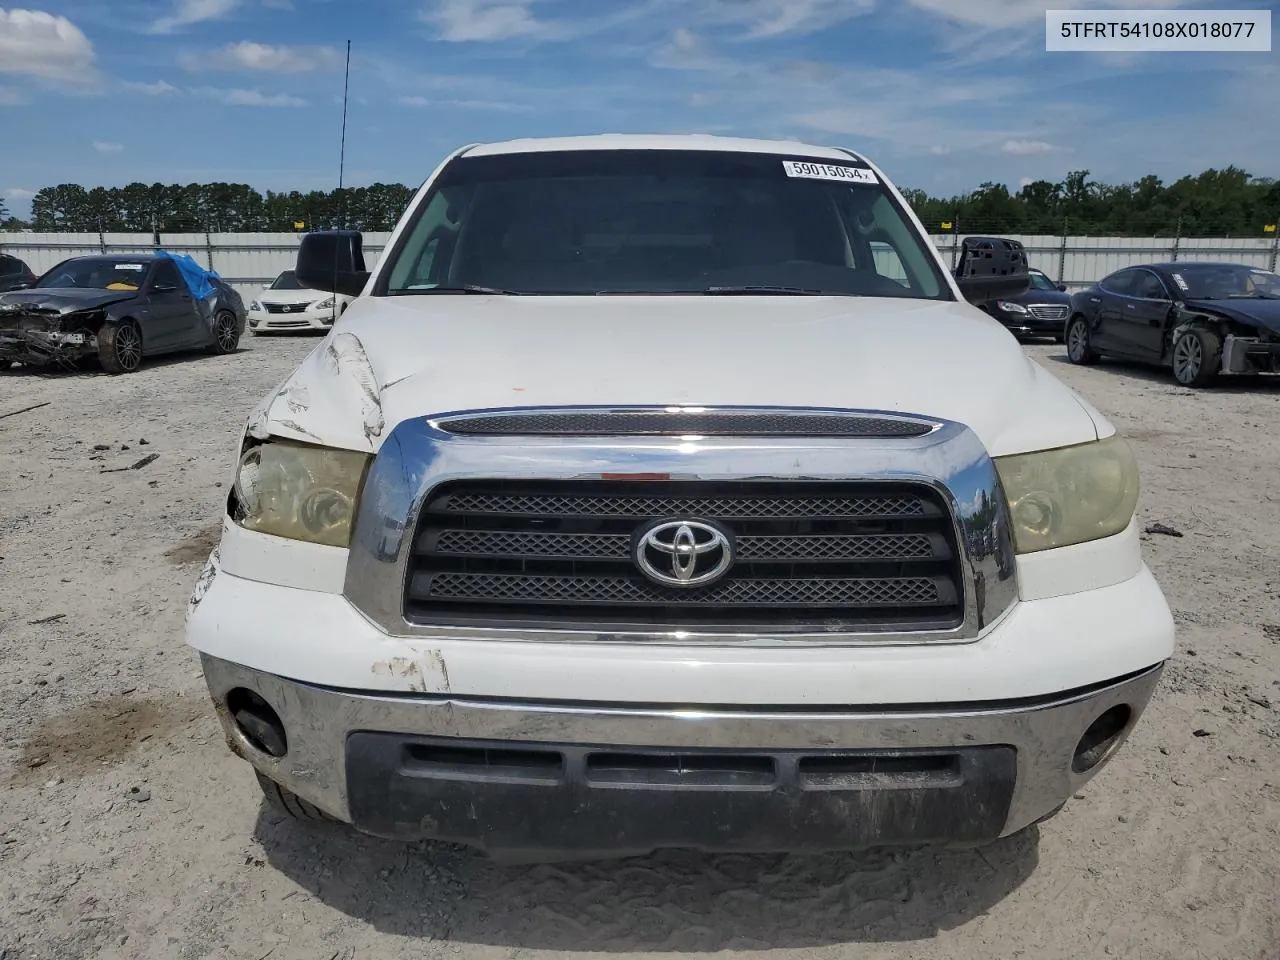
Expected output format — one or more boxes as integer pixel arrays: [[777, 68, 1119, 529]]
[[1, 335, 1277, 960]]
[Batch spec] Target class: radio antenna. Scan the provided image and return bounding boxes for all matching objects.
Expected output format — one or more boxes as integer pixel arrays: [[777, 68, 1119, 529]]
[[337, 38, 352, 226]]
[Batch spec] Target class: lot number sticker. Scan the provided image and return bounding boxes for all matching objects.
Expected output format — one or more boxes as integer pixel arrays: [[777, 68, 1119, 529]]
[[782, 160, 878, 185]]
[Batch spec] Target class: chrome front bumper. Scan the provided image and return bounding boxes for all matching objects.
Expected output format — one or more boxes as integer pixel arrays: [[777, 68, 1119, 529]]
[[203, 654, 1164, 858]]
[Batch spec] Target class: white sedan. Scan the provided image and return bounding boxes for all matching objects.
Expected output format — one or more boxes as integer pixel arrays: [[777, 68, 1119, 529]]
[[246, 270, 352, 334]]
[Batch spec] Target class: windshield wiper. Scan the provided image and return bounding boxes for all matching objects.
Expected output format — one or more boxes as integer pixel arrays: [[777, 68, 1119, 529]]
[[395, 284, 521, 295], [702, 285, 852, 296]]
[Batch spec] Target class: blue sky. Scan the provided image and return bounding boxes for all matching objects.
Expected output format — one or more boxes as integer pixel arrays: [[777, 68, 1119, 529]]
[[1, 0, 1277, 217]]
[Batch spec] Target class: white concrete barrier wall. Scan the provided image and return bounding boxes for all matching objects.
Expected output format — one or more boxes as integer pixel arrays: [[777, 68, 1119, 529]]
[[2, 232, 1276, 300]]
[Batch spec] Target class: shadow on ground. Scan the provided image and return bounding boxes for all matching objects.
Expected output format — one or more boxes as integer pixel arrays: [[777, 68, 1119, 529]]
[[255, 808, 1040, 951], [0, 346, 250, 379], [1040, 349, 1280, 393]]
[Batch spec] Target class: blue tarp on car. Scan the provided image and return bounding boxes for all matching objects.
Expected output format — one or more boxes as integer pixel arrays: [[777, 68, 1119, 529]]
[[154, 250, 219, 301]]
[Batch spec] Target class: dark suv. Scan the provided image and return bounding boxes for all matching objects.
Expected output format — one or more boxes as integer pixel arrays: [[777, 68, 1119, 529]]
[[0, 254, 36, 293]]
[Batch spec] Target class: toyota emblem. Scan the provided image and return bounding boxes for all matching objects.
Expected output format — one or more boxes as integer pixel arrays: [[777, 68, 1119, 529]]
[[633, 519, 734, 588]]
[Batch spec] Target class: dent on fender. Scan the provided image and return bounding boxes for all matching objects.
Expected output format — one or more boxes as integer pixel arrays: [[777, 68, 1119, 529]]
[[246, 331, 388, 452]]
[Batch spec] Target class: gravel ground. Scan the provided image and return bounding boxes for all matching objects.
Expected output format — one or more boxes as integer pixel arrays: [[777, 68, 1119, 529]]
[[1, 335, 1277, 960]]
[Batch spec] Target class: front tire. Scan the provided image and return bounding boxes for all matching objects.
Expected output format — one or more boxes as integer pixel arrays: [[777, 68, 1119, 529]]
[[208, 310, 241, 355], [98, 320, 143, 374], [255, 771, 340, 824], [1065, 316, 1097, 365], [1171, 328, 1220, 387]]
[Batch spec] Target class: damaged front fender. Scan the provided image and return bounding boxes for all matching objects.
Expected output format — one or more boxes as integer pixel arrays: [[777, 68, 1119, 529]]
[[246, 330, 385, 454]]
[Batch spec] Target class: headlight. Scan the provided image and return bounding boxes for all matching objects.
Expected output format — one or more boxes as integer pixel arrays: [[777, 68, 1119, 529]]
[[313, 297, 335, 311], [996, 301, 1028, 314], [231, 439, 370, 547], [994, 436, 1139, 554], [249, 300, 262, 311]]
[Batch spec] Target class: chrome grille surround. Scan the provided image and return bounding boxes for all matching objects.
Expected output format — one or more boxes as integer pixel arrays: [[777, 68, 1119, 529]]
[[344, 405, 1019, 646], [1027, 304, 1069, 321]]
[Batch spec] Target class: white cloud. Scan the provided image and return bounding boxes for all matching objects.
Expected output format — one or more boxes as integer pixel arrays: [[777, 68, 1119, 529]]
[[0, 9, 96, 83], [92, 140, 123, 153], [151, 0, 239, 34], [5, 187, 36, 200], [1001, 138, 1058, 155], [190, 86, 306, 107], [930, 145, 951, 155], [1019, 176, 1035, 188], [0, 85, 27, 105], [397, 93, 523, 110], [697, 0, 875, 39], [904, 0, 1199, 28], [421, 0, 661, 43], [123, 79, 179, 95], [653, 27, 727, 70], [182, 41, 344, 73], [423, 0, 547, 41]]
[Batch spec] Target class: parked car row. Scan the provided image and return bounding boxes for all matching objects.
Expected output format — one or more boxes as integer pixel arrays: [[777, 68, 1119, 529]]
[[978, 261, 1280, 387], [0, 252, 246, 373], [0, 257, 346, 374], [2, 247, 1277, 387]]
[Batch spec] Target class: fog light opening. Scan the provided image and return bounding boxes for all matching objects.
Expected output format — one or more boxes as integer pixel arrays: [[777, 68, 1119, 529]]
[[1072, 704, 1132, 774], [227, 687, 288, 758]]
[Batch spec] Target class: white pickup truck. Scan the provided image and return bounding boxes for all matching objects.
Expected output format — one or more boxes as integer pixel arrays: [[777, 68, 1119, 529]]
[[186, 134, 1175, 861]]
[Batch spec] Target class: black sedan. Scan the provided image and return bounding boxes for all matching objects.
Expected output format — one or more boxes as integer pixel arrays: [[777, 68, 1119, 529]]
[[979, 267, 1071, 340], [0, 253, 246, 374], [1065, 261, 1280, 387]]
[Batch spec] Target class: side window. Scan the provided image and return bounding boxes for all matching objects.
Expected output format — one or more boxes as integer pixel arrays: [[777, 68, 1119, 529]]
[[0, 256, 20, 276], [1100, 269, 1137, 296], [1133, 271, 1168, 300], [151, 260, 183, 293], [869, 241, 909, 286], [387, 189, 463, 289]]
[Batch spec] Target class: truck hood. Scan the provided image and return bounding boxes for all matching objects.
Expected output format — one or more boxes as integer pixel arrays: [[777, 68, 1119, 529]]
[[249, 294, 1110, 458], [0, 288, 137, 315]]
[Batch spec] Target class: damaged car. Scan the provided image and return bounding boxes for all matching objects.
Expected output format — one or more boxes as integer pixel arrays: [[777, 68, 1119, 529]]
[[0, 252, 245, 374], [1065, 261, 1280, 387]]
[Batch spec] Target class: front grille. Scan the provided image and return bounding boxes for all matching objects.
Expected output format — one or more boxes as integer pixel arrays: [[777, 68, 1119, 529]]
[[265, 302, 313, 314], [1028, 304, 1068, 321], [437, 411, 935, 438], [405, 480, 965, 632]]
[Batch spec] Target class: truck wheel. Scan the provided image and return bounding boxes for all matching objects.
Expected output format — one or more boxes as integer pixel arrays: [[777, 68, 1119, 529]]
[[208, 310, 241, 355], [98, 320, 143, 374], [255, 771, 339, 823], [1065, 316, 1097, 365], [1171, 328, 1220, 387]]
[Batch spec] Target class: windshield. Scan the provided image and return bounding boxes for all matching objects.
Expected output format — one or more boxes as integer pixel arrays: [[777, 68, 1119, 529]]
[[381, 149, 952, 299], [270, 270, 305, 290], [1027, 270, 1057, 291], [1168, 264, 1280, 300], [35, 258, 150, 291]]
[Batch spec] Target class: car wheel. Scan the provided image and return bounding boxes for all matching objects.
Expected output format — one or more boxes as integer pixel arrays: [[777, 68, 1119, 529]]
[[97, 320, 143, 374], [255, 771, 340, 824], [208, 310, 241, 355], [1171, 327, 1220, 387], [1065, 316, 1097, 365]]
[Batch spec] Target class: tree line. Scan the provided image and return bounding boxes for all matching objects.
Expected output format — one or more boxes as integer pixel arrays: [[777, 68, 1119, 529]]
[[3, 166, 1279, 238]]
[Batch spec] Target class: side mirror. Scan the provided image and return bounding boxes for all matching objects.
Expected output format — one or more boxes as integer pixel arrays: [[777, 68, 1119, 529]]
[[1056, 283, 1068, 292], [296, 230, 369, 298], [953, 236, 1030, 304]]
